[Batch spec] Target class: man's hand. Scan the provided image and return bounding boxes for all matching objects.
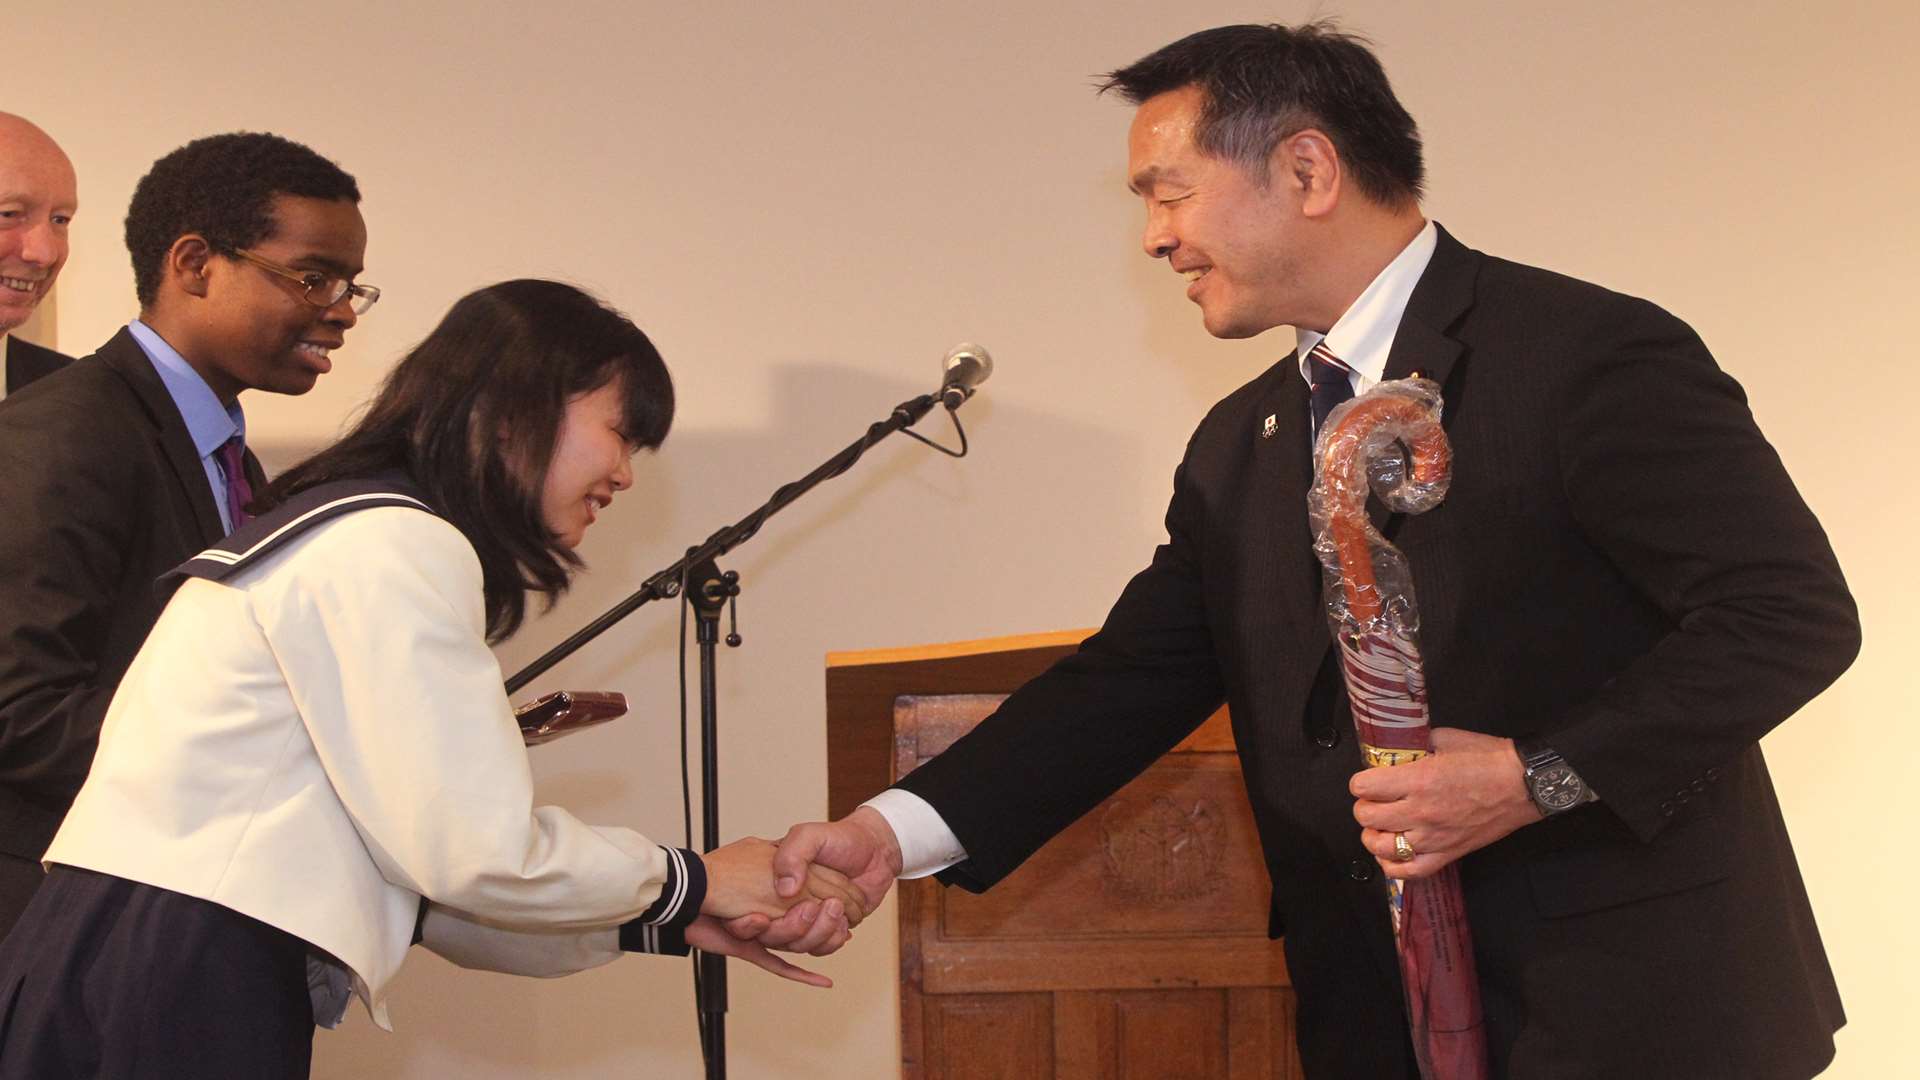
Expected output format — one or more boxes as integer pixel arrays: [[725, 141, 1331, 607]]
[[727, 806, 904, 954], [1349, 727, 1541, 878]]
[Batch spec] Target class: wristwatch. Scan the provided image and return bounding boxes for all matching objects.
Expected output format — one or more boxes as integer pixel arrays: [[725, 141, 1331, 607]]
[[1515, 737, 1597, 816]]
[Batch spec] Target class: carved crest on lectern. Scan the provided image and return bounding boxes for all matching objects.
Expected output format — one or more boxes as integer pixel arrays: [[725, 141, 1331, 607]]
[[1099, 795, 1225, 901]]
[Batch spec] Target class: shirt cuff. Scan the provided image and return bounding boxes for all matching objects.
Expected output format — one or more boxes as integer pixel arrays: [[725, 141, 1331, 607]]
[[618, 845, 704, 956], [863, 788, 968, 879]]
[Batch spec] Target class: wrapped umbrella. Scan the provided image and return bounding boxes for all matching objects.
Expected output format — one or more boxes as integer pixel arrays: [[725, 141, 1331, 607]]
[[1307, 378, 1488, 1080]]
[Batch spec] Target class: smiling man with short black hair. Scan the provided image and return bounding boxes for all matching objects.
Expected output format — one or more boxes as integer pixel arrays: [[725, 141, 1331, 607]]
[[762, 22, 1857, 1079]]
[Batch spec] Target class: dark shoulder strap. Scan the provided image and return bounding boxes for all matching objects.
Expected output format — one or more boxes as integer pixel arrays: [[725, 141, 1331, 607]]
[[165, 474, 435, 586]]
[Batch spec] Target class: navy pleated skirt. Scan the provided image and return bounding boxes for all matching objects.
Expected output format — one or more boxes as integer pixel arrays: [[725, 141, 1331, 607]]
[[0, 853, 42, 942], [0, 864, 314, 1078]]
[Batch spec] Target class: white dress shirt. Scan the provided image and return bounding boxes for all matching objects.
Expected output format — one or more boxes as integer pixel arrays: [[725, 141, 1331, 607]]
[[1294, 219, 1437, 398], [867, 220, 1438, 878]]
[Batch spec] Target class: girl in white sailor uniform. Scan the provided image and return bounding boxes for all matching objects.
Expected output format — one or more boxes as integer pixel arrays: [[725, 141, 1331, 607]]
[[0, 280, 857, 1078]]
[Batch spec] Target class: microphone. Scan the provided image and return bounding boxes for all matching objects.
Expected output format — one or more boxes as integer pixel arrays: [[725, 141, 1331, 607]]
[[939, 343, 993, 410]]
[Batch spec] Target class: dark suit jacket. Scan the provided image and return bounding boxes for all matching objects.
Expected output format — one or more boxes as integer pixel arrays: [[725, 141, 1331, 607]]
[[3, 336, 71, 395], [895, 226, 1858, 1079], [0, 329, 266, 880]]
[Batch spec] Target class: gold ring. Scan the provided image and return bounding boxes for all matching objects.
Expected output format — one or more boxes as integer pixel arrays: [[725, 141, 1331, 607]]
[[1392, 832, 1416, 862]]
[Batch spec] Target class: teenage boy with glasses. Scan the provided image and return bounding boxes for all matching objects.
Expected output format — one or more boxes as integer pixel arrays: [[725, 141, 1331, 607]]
[[0, 132, 373, 935]]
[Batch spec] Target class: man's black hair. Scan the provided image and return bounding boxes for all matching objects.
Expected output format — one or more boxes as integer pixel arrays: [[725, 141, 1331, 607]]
[[1100, 21, 1425, 205], [125, 132, 360, 306]]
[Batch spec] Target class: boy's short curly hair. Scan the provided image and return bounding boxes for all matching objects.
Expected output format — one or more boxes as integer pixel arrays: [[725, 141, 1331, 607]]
[[124, 132, 360, 306]]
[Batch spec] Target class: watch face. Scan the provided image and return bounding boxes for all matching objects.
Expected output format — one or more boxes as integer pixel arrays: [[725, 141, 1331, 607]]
[[1533, 764, 1585, 812]]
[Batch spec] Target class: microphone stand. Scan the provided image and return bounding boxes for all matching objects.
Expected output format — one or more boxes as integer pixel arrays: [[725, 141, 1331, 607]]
[[503, 386, 971, 1080]]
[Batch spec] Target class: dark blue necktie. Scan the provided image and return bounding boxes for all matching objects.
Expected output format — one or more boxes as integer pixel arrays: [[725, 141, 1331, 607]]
[[1307, 342, 1354, 436]]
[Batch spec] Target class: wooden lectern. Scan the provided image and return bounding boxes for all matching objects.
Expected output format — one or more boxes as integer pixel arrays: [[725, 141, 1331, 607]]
[[827, 631, 1303, 1079]]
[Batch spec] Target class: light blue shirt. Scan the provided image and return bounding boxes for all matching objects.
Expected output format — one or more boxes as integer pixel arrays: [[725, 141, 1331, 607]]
[[126, 320, 247, 533]]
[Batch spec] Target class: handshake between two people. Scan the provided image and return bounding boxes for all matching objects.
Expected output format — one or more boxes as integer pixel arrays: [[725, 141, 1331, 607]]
[[697, 729, 1540, 988], [694, 807, 905, 988]]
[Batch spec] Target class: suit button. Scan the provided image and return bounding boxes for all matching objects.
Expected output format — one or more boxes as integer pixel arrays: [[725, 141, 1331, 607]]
[[1691, 779, 1708, 794], [1314, 726, 1341, 749], [1675, 791, 1690, 804], [1705, 767, 1721, 782], [1660, 800, 1676, 817], [1348, 859, 1375, 882]]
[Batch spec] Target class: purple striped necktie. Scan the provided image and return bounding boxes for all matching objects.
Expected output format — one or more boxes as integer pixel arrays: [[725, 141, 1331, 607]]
[[215, 435, 254, 529], [1307, 341, 1355, 435]]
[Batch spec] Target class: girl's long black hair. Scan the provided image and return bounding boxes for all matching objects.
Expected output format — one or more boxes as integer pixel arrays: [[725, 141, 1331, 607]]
[[260, 279, 673, 641]]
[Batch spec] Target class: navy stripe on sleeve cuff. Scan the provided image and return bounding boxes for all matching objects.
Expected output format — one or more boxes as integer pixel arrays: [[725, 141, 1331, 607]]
[[619, 846, 704, 956]]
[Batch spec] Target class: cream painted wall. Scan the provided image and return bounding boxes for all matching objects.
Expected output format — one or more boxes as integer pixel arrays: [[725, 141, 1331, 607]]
[[11, 1, 1914, 1076]]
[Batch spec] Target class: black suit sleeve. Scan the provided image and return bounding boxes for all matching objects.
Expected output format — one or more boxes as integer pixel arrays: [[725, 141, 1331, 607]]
[[0, 392, 146, 827], [893, 455, 1228, 890], [1547, 297, 1859, 841]]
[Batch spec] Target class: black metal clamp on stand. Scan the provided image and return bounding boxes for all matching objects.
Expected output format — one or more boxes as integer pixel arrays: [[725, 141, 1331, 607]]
[[502, 346, 988, 1080]]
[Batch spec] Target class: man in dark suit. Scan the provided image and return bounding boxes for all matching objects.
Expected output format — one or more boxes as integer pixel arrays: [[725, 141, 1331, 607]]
[[0, 112, 76, 399], [754, 22, 1858, 1079], [0, 132, 375, 936]]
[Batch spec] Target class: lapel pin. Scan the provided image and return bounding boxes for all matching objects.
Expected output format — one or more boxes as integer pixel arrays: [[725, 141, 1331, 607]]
[[1262, 414, 1278, 439]]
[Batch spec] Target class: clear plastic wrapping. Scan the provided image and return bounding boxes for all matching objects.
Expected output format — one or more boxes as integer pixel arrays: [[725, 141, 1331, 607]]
[[1307, 377, 1488, 1080]]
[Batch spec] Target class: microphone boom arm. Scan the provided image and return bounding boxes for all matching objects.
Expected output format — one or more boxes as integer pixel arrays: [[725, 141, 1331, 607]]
[[504, 389, 952, 694]]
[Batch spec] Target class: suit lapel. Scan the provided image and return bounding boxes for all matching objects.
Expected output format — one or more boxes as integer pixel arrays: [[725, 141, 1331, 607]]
[[1252, 358, 1333, 647], [1384, 223, 1476, 388], [1259, 227, 1483, 634], [1264, 360, 1315, 498], [1366, 225, 1479, 540], [93, 329, 229, 544]]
